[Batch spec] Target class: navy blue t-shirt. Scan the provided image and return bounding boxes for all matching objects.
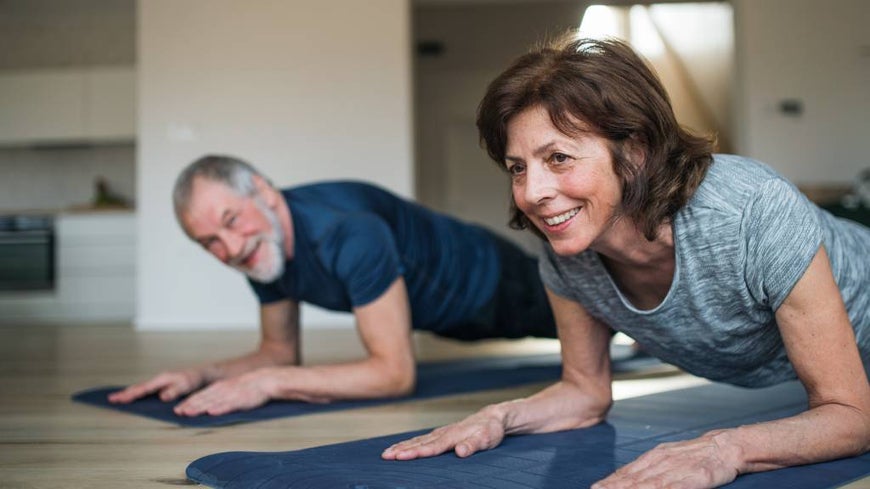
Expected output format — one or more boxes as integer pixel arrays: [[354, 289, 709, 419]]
[[248, 181, 500, 332]]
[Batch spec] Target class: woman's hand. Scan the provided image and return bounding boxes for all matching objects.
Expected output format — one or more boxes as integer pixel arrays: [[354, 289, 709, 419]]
[[382, 405, 507, 460], [592, 430, 741, 489]]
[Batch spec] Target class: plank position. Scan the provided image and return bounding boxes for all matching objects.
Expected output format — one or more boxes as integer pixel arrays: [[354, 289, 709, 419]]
[[110, 155, 557, 416]]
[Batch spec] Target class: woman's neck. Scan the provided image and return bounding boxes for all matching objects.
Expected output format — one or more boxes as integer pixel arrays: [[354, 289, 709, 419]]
[[591, 217, 674, 268]]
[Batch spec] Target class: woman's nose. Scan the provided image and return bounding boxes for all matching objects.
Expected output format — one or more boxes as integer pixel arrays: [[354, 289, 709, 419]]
[[523, 164, 556, 206]]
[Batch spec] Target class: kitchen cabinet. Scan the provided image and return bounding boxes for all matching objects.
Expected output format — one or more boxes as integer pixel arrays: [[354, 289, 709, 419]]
[[0, 211, 135, 325], [0, 67, 135, 146]]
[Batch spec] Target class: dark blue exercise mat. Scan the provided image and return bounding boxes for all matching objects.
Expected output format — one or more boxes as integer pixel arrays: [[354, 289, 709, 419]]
[[186, 381, 870, 489], [72, 350, 662, 428], [71, 354, 563, 427]]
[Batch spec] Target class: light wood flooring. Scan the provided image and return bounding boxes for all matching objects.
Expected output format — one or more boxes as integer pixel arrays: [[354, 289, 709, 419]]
[[0, 324, 865, 488]]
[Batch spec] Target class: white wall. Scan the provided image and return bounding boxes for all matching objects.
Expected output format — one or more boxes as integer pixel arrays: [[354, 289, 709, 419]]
[[0, 0, 137, 212], [733, 0, 870, 184], [136, 0, 413, 330]]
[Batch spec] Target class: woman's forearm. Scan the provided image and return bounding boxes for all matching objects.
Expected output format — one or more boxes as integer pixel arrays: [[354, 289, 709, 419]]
[[724, 401, 870, 474], [495, 379, 612, 436]]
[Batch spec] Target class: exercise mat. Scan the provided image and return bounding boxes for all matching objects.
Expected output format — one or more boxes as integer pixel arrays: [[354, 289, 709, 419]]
[[72, 354, 567, 427], [186, 381, 870, 488]]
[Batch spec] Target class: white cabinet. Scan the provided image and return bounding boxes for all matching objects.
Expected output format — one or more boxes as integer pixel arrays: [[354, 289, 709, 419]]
[[0, 212, 136, 325], [84, 68, 136, 141], [0, 67, 135, 146]]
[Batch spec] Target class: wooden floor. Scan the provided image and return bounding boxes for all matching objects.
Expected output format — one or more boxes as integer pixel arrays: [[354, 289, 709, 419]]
[[0, 324, 866, 489]]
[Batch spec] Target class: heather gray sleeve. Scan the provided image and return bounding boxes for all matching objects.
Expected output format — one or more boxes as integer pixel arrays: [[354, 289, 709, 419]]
[[742, 178, 822, 311], [538, 243, 573, 299]]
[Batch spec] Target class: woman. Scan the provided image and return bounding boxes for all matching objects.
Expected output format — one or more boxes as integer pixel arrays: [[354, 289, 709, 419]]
[[381, 37, 870, 488]]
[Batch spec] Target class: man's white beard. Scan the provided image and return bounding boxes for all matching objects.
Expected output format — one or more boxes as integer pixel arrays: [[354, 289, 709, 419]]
[[230, 199, 286, 283]]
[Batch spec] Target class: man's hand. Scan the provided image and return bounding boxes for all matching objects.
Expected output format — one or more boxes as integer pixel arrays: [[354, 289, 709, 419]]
[[172, 368, 279, 417], [591, 430, 741, 489], [108, 369, 206, 404], [381, 405, 507, 460]]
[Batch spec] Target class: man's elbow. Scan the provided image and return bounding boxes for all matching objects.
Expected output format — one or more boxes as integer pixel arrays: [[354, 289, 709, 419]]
[[383, 368, 416, 398]]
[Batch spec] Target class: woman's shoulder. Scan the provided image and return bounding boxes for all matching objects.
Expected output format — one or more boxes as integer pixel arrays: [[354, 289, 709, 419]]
[[694, 155, 783, 205], [674, 155, 795, 268], [682, 155, 799, 222]]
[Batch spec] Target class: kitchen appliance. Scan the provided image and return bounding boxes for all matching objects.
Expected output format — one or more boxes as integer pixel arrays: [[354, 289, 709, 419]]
[[0, 215, 55, 291]]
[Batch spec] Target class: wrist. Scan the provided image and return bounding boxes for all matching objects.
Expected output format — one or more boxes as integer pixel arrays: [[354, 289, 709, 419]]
[[708, 428, 746, 476], [256, 366, 292, 398], [484, 400, 519, 433], [198, 365, 221, 384]]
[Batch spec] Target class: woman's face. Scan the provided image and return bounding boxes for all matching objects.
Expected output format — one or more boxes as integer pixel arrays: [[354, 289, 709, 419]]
[[505, 105, 623, 256]]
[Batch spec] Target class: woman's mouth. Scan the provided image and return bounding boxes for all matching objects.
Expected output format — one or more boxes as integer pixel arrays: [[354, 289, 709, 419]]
[[542, 207, 580, 230]]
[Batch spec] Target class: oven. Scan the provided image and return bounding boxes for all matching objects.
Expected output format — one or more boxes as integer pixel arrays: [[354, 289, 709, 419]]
[[0, 215, 56, 291]]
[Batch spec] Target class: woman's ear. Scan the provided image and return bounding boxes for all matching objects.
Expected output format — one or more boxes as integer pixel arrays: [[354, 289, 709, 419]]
[[625, 137, 647, 168]]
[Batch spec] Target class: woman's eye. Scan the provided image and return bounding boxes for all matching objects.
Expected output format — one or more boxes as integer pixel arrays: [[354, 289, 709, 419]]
[[552, 153, 570, 163], [507, 164, 525, 176]]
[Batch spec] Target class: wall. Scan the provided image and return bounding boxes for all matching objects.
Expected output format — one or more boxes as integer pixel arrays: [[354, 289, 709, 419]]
[[643, 3, 735, 151], [136, 0, 413, 330], [414, 1, 586, 252], [0, 0, 136, 213], [0, 0, 135, 70], [733, 0, 870, 184]]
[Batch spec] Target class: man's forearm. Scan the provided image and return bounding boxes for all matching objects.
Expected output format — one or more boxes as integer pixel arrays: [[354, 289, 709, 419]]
[[263, 357, 414, 402], [201, 346, 297, 384]]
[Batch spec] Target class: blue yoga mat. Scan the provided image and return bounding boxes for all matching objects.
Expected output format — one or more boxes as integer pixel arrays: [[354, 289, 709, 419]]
[[71, 354, 566, 427], [186, 381, 870, 488], [72, 351, 661, 427]]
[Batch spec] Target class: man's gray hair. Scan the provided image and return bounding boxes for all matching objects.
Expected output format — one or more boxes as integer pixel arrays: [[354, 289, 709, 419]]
[[172, 154, 272, 217]]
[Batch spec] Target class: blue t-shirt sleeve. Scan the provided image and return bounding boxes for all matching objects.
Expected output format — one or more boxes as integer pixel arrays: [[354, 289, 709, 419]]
[[326, 215, 403, 308], [742, 177, 822, 311], [248, 277, 288, 304]]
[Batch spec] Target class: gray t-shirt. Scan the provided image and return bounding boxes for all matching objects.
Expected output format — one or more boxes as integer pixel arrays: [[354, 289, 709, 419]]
[[540, 154, 870, 387]]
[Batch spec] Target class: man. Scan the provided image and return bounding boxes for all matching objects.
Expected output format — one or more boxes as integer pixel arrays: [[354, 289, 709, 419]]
[[109, 154, 556, 416]]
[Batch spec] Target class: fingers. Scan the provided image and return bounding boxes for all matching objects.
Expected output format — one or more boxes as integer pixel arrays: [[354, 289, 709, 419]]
[[173, 379, 269, 417], [382, 418, 504, 461], [159, 382, 191, 402], [174, 387, 219, 417], [108, 370, 204, 405], [108, 375, 172, 404], [591, 437, 738, 489], [381, 429, 459, 460]]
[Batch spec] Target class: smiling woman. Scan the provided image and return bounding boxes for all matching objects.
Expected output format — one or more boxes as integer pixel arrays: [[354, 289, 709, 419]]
[[503, 107, 623, 258], [382, 36, 870, 489]]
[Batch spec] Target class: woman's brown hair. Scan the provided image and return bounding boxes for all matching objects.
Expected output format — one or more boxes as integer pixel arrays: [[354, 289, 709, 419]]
[[476, 36, 714, 240]]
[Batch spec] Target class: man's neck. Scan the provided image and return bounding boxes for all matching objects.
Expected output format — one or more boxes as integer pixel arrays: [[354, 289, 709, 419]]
[[278, 200, 296, 260], [274, 191, 295, 260]]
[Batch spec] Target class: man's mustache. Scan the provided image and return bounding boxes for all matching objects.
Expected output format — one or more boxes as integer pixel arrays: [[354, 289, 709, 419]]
[[228, 236, 261, 268]]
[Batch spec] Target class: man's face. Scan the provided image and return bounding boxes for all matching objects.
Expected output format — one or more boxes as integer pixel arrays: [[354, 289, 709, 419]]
[[180, 177, 286, 283]]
